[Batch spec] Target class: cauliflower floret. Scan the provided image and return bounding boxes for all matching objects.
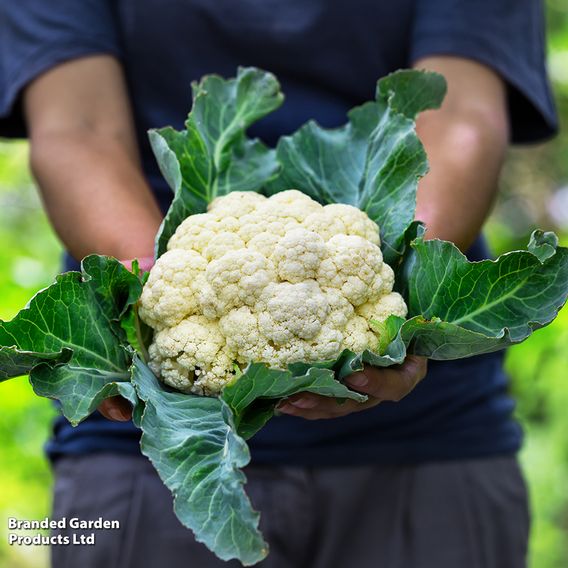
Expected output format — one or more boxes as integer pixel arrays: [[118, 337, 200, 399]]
[[204, 250, 276, 314], [271, 228, 327, 283], [247, 231, 282, 257], [208, 191, 266, 218], [259, 190, 323, 224], [357, 292, 408, 323], [167, 214, 222, 254], [317, 234, 384, 306], [343, 315, 380, 353], [257, 281, 330, 343], [148, 344, 192, 393], [219, 307, 272, 363], [268, 189, 317, 206], [302, 210, 347, 242], [304, 203, 380, 245], [323, 287, 355, 329], [237, 215, 288, 243], [203, 232, 246, 261], [323, 204, 381, 245], [149, 316, 235, 396], [139, 249, 207, 329], [266, 339, 309, 368], [307, 325, 344, 361], [264, 189, 323, 214], [142, 190, 407, 395], [379, 262, 395, 294]]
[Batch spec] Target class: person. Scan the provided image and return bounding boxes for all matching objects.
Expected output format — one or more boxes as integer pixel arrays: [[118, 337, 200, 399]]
[[0, 1, 557, 567]]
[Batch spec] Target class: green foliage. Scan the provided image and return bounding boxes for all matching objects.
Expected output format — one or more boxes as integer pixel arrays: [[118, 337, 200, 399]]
[[131, 357, 269, 565], [132, 354, 368, 564], [0, 256, 141, 424], [222, 363, 366, 439], [150, 67, 283, 256], [405, 233, 568, 347], [269, 70, 445, 265]]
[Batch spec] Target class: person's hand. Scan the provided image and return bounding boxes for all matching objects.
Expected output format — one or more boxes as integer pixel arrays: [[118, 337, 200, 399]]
[[97, 255, 154, 422], [99, 396, 134, 421], [120, 255, 155, 273], [277, 355, 427, 420], [99, 356, 428, 422]]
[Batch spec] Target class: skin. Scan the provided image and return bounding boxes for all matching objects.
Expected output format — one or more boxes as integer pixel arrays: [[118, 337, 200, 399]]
[[23, 54, 508, 422], [413, 57, 509, 251], [24, 56, 163, 262]]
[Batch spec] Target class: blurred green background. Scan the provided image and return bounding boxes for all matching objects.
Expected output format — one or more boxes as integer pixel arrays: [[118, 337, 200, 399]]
[[1, 4, 568, 566]]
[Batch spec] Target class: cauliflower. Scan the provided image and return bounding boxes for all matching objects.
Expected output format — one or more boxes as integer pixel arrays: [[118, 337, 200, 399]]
[[140, 190, 407, 395]]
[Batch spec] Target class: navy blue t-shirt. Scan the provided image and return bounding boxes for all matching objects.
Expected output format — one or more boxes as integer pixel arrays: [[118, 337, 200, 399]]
[[0, 0, 558, 465]]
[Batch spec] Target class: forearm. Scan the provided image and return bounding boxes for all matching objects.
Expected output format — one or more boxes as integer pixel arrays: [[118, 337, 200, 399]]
[[413, 57, 509, 251], [415, 112, 507, 250], [23, 55, 162, 261], [30, 131, 162, 260]]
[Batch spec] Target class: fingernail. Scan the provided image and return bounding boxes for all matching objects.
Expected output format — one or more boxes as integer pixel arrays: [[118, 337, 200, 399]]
[[347, 374, 368, 388], [107, 408, 129, 421], [289, 397, 317, 409]]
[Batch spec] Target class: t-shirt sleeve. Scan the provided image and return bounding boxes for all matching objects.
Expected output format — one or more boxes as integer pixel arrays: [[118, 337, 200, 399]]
[[410, 0, 558, 144], [0, 0, 121, 138]]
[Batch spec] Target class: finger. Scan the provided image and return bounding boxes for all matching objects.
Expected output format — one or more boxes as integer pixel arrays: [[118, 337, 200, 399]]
[[98, 396, 133, 421], [277, 394, 379, 420], [346, 355, 427, 402], [119, 256, 155, 273], [277, 398, 379, 420], [137, 256, 155, 272]]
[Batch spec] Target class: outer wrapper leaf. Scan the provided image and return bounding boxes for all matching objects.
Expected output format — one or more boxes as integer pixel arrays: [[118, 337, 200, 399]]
[[371, 231, 568, 360], [267, 70, 446, 265], [131, 357, 268, 566], [0, 256, 142, 424], [150, 67, 284, 257], [222, 363, 367, 439], [0, 346, 71, 380], [129, 356, 366, 564]]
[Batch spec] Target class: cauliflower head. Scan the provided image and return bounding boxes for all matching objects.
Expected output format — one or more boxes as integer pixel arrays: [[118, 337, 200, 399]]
[[139, 190, 407, 395]]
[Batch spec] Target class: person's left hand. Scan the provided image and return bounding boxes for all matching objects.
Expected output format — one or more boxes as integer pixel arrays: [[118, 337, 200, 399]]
[[277, 355, 427, 420]]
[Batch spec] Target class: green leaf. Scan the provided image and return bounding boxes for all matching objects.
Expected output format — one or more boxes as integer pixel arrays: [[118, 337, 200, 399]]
[[333, 343, 408, 379], [120, 305, 153, 363], [400, 234, 568, 357], [398, 316, 514, 358], [527, 229, 558, 262], [370, 315, 406, 355], [131, 357, 268, 566], [376, 68, 446, 119], [32, 365, 140, 424], [391, 221, 426, 297], [222, 363, 367, 439], [0, 255, 142, 424], [0, 346, 71, 381], [150, 67, 285, 257], [267, 70, 446, 265]]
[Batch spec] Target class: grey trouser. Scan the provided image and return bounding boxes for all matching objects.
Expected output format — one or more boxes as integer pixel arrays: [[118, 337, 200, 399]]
[[50, 453, 529, 568]]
